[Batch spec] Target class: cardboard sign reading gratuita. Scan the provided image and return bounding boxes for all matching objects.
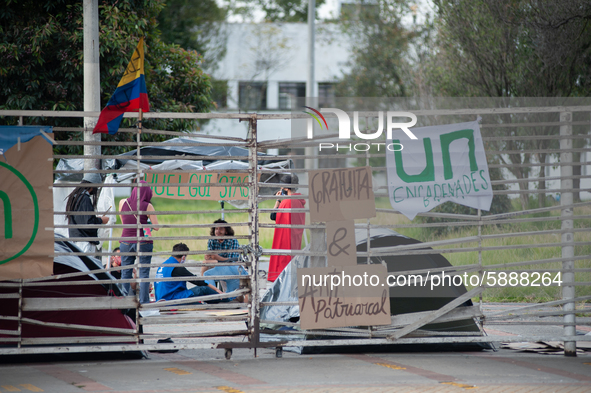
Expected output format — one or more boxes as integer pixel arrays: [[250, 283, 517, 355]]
[[308, 166, 376, 222], [297, 265, 391, 330], [143, 171, 252, 201]]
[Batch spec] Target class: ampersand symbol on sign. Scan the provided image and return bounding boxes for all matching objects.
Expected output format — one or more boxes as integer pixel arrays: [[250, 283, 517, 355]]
[[328, 227, 350, 257]]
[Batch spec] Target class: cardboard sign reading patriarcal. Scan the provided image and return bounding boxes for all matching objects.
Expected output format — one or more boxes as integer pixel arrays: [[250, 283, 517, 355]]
[[297, 265, 391, 330], [308, 166, 376, 222]]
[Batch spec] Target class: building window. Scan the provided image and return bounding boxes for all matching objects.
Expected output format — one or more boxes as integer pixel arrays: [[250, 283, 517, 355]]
[[318, 83, 335, 107], [279, 82, 305, 110], [239, 82, 267, 111]]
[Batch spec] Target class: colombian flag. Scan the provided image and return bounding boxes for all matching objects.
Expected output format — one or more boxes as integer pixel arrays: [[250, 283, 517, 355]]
[[93, 38, 150, 134]]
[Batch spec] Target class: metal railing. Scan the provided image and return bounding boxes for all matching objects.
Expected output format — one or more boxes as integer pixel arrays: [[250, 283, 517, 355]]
[[0, 105, 590, 357]]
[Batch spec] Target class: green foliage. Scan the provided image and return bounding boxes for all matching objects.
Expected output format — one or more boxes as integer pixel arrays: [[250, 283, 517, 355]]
[[256, 0, 326, 22], [0, 0, 214, 156], [156, 0, 227, 71], [424, 0, 591, 209], [335, 0, 427, 97], [426, 0, 591, 97]]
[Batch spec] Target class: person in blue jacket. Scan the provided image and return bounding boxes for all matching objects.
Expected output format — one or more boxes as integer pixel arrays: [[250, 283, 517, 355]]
[[155, 243, 222, 302]]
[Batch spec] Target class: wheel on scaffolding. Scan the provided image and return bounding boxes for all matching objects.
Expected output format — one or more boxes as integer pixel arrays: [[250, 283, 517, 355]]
[[275, 347, 282, 358], [224, 348, 232, 360]]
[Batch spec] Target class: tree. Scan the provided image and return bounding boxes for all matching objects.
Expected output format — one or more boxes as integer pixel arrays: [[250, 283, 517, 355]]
[[235, 24, 293, 111], [256, 0, 326, 22], [0, 0, 214, 157], [425, 0, 591, 209], [157, 0, 227, 72], [335, 0, 428, 98]]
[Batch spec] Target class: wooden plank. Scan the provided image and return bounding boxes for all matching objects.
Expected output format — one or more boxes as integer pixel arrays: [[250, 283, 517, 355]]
[[140, 315, 248, 325], [20, 317, 136, 335], [0, 329, 20, 336], [22, 336, 134, 345], [387, 287, 484, 341], [141, 289, 249, 309], [140, 330, 249, 339], [22, 297, 138, 311]]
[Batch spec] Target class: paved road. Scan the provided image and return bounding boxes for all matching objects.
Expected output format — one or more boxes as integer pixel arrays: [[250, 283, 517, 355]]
[[2, 302, 590, 393], [1, 345, 591, 393]]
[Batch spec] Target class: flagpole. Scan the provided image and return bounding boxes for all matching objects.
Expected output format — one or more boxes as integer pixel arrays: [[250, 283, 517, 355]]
[[135, 107, 143, 343]]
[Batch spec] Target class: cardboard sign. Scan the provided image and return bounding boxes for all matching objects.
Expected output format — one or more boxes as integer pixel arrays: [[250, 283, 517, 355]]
[[144, 171, 253, 201], [298, 265, 391, 329], [386, 120, 493, 220], [326, 220, 357, 267], [0, 127, 54, 280], [308, 166, 376, 222]]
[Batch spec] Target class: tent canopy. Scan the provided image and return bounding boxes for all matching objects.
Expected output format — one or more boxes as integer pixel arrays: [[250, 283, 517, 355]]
[[55, 137, 283, 183]]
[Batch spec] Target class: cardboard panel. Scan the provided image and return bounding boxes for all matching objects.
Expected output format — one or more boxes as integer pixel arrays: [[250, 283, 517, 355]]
[[308, 166, 376, 222], [0, 130, 54, 279], [326, 220, 357, 267], [298, 265, 391, 329]]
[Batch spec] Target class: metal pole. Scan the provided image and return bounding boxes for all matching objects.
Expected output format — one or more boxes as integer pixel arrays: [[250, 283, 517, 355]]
[[366, 148, 371, 265], [248, 116, 260, 356], [478, 209, 483, 308], [17, 280, 23, 349], [135, 109, 143, 345], [560, 111, 576, 357], [83, 0, 101, 173], [306, 0, 316, 99], [304, 0, 317, 171]]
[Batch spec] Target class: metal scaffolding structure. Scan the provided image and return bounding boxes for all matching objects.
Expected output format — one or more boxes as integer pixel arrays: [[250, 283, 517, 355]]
[[0, 104, 590, 357]]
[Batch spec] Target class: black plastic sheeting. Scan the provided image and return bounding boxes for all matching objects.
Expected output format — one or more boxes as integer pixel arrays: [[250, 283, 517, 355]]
[[54, 235, 126, 297], [114, 138, 272, 167], [260, 228, 490, 353]]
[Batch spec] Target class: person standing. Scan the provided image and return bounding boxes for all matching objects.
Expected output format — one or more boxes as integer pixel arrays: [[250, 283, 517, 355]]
[[65, 172, 108, 254], [268, 174, 306, 282], [119, 181, 159, 303]]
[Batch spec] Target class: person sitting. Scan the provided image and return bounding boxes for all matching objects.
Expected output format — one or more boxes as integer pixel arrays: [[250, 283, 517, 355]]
[[155, 243, 223, 302], [202, 219, 241, 274], [202, 219, 247, 301], [106, 247, 121, 279]]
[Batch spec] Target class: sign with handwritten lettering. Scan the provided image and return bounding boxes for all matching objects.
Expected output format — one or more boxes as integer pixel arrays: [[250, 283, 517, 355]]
[[326, 220, 357, 267], [308, 166, 376, 222], [143, 171, 256, 201], [298, 265, 391, 329], [0, 126, 54, 280], [386, 120, 492, 220]]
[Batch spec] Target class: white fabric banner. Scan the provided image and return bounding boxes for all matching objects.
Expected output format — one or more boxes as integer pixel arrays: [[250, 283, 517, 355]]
[[386, 120, 493, 220]]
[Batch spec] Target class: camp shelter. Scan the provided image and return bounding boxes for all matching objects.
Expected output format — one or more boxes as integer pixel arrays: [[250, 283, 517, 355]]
[[55, 136, 290, 189], [261, 228, 487, 352], [54, 136, 293, 209], [0, 237, 136, 346]]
